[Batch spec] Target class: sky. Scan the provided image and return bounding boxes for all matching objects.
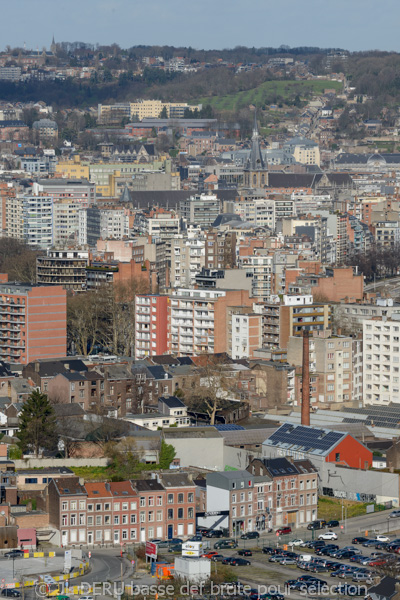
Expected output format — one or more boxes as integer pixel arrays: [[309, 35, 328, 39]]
[[4, 0, 400, 52]]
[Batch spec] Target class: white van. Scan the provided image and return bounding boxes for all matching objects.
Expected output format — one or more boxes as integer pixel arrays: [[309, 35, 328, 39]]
[[298, 554, 313, 562]]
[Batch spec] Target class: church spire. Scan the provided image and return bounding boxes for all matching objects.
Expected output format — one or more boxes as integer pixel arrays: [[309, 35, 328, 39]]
[[247, 109, 265, 170]]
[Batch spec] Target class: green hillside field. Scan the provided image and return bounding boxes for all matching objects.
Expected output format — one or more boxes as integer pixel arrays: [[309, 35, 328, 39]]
[[194, 79, 343, 112]]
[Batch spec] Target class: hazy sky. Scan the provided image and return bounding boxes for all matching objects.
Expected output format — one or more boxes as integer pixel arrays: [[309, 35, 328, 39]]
[[4, 0, 399, 52]]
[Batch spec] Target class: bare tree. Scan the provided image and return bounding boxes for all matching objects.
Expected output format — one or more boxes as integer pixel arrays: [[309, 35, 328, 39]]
[[180, 355, 241, 425]]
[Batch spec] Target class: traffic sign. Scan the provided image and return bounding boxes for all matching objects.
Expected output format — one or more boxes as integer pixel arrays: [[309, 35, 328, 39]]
[[88, 551, 91, 559], [131, 559, 135, 566]]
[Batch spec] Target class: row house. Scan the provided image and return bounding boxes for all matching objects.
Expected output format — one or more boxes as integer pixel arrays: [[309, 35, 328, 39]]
[[248, 457, 318, 528], [48, 474, 196, 547]]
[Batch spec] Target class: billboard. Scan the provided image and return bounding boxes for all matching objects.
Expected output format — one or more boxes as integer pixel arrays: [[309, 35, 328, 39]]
[[145, 541, 158, 560]]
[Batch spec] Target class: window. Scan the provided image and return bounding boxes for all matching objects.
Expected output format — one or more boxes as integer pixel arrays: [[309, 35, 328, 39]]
[[188, 507, 194, 519], [335, 452, 340, 461], [140, 497, 146, 507], [70, 515, 76, 526], [157, 496, 162, 506], [148, 511, 154, 522], [131, 502, 137, 510], [62, 515, 68, 526], [168, 494, 173, 504], [104, 503, 110, 511], [168, 509, 173, 519], [188, 493, 194, 503], [299, 495, 304, 506], [240, 492, 244, 502], [148, 497, 154, 507], [232, 494, 236, 503], [122, 530, 128, 540], [240, 505, 245, 516], [122, 515, 128, 525], [114, 516, 119, 525], [96, 516, 102, 525], [140, 512, 145, 523], [79, 500, 86, 510], [130, 530, 137, 540], [248, 504, 252, 515], [178, 493, 184, 504], [79, 514, 85, 525], [104, 515, 110, 525], [131, 514, 137, 524], [157, 511, 162, 521], [122, 502, 128, 511], [96, 504, 101, 511], [87, 504, 94, 513], [62, 502, 68, 511], [70, 501, 77, 510], [248, 491, 252, 501], [87, 516, 93, 526], [177, 508, 183, 519]]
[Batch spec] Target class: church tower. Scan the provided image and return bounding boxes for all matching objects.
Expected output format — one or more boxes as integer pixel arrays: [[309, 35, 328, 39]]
[[50, 35, 57, 55], [243, 110, 268, 188]]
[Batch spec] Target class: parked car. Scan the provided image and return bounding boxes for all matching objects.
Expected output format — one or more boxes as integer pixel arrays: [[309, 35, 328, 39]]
[[150, 539, 170, 548], [205, 530, 223, 538], [376, 535, 391, 543], [201, 551, 220, 559], [4, 550, 24, 559], [310, 564, 328, 573], [222, 557, 236, 565], [269, 554, 286, 563], [231, 557, 251, 566], [276, 526, 292, 535], [241, 531, 259, 539], [290, 539, 305, 547], [280, 557, 298, 565], [316, 545, 339, 555], [390, 510, 400, 518], [211, 554, 225, 562], [188, 535, 202, 542], [284, 580, 299, 589], [326, 520, 340, 528], [214, 539, 237, 549], [238, 549, 252, 556], [262, 546, 274, 554], [352, 573, 373, 583], [363, 539, 379, 547], [1, 592, 21, 598], [318, 531, 338, 541], [307, 520, 327, 530], [352, 536, 369, 544]]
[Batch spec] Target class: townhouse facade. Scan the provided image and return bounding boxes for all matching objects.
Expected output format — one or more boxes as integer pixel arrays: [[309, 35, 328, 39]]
[[48, 474, 196, 547]]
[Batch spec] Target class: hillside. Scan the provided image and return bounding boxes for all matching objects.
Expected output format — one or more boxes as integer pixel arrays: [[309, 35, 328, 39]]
[[194, 79, 343, 112]]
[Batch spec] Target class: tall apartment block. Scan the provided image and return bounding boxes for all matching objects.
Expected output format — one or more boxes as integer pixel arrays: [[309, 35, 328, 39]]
[[135, 295, 168, 359], [362, 318, 400, 405], [254, 295, 331, 350], [168, 288, 253, 356], [287, 330, 353, 406], [0, 276, 66, 363]]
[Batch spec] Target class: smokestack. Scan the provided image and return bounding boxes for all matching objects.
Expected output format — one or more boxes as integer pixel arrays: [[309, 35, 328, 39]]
[[301, 329, 310, 426]]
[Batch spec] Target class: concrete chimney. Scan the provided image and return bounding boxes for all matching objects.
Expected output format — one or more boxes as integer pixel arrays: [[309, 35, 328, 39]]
[[301, 329, 310, 426]]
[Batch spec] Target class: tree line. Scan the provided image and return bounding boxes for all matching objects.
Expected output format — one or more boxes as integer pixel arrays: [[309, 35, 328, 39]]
[[347, 244, 400, 282]]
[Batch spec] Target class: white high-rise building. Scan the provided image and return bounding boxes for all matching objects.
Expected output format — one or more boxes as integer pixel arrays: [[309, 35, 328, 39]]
[[363, 318, 400, 405]]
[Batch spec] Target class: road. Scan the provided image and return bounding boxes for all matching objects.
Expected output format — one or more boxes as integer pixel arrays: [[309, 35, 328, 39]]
[[13, 511, 400, 598]]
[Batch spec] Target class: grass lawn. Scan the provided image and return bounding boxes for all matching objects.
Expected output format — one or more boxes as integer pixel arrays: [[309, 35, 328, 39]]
[[72, 466, 110, 480], [195, 79, 342, 112], [318, 496, 371, 521]]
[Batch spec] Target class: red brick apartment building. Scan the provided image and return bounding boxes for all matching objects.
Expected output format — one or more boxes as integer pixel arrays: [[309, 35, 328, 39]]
[[0, 276, 66, 363], [48, 475, 196, 547]]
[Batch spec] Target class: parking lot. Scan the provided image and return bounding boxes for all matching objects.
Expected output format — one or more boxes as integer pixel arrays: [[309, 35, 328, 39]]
[[0, 554, 82, 585], [157, 530, 400, 598]]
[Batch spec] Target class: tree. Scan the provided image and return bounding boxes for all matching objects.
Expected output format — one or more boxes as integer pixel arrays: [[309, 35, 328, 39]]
[[17, 390, 58, 457], [159, 106, 168, 119], [67, 291, 105, 356], [100, 278, 150, 356], [180, 355, 240, 425], [159, 439, 176, 469]]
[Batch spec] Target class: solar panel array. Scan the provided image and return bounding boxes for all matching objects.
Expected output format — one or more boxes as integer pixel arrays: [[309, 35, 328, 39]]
[[215, 424, 245, 431], [267, 423, 344, 454], [342, 405, 400, 428]]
